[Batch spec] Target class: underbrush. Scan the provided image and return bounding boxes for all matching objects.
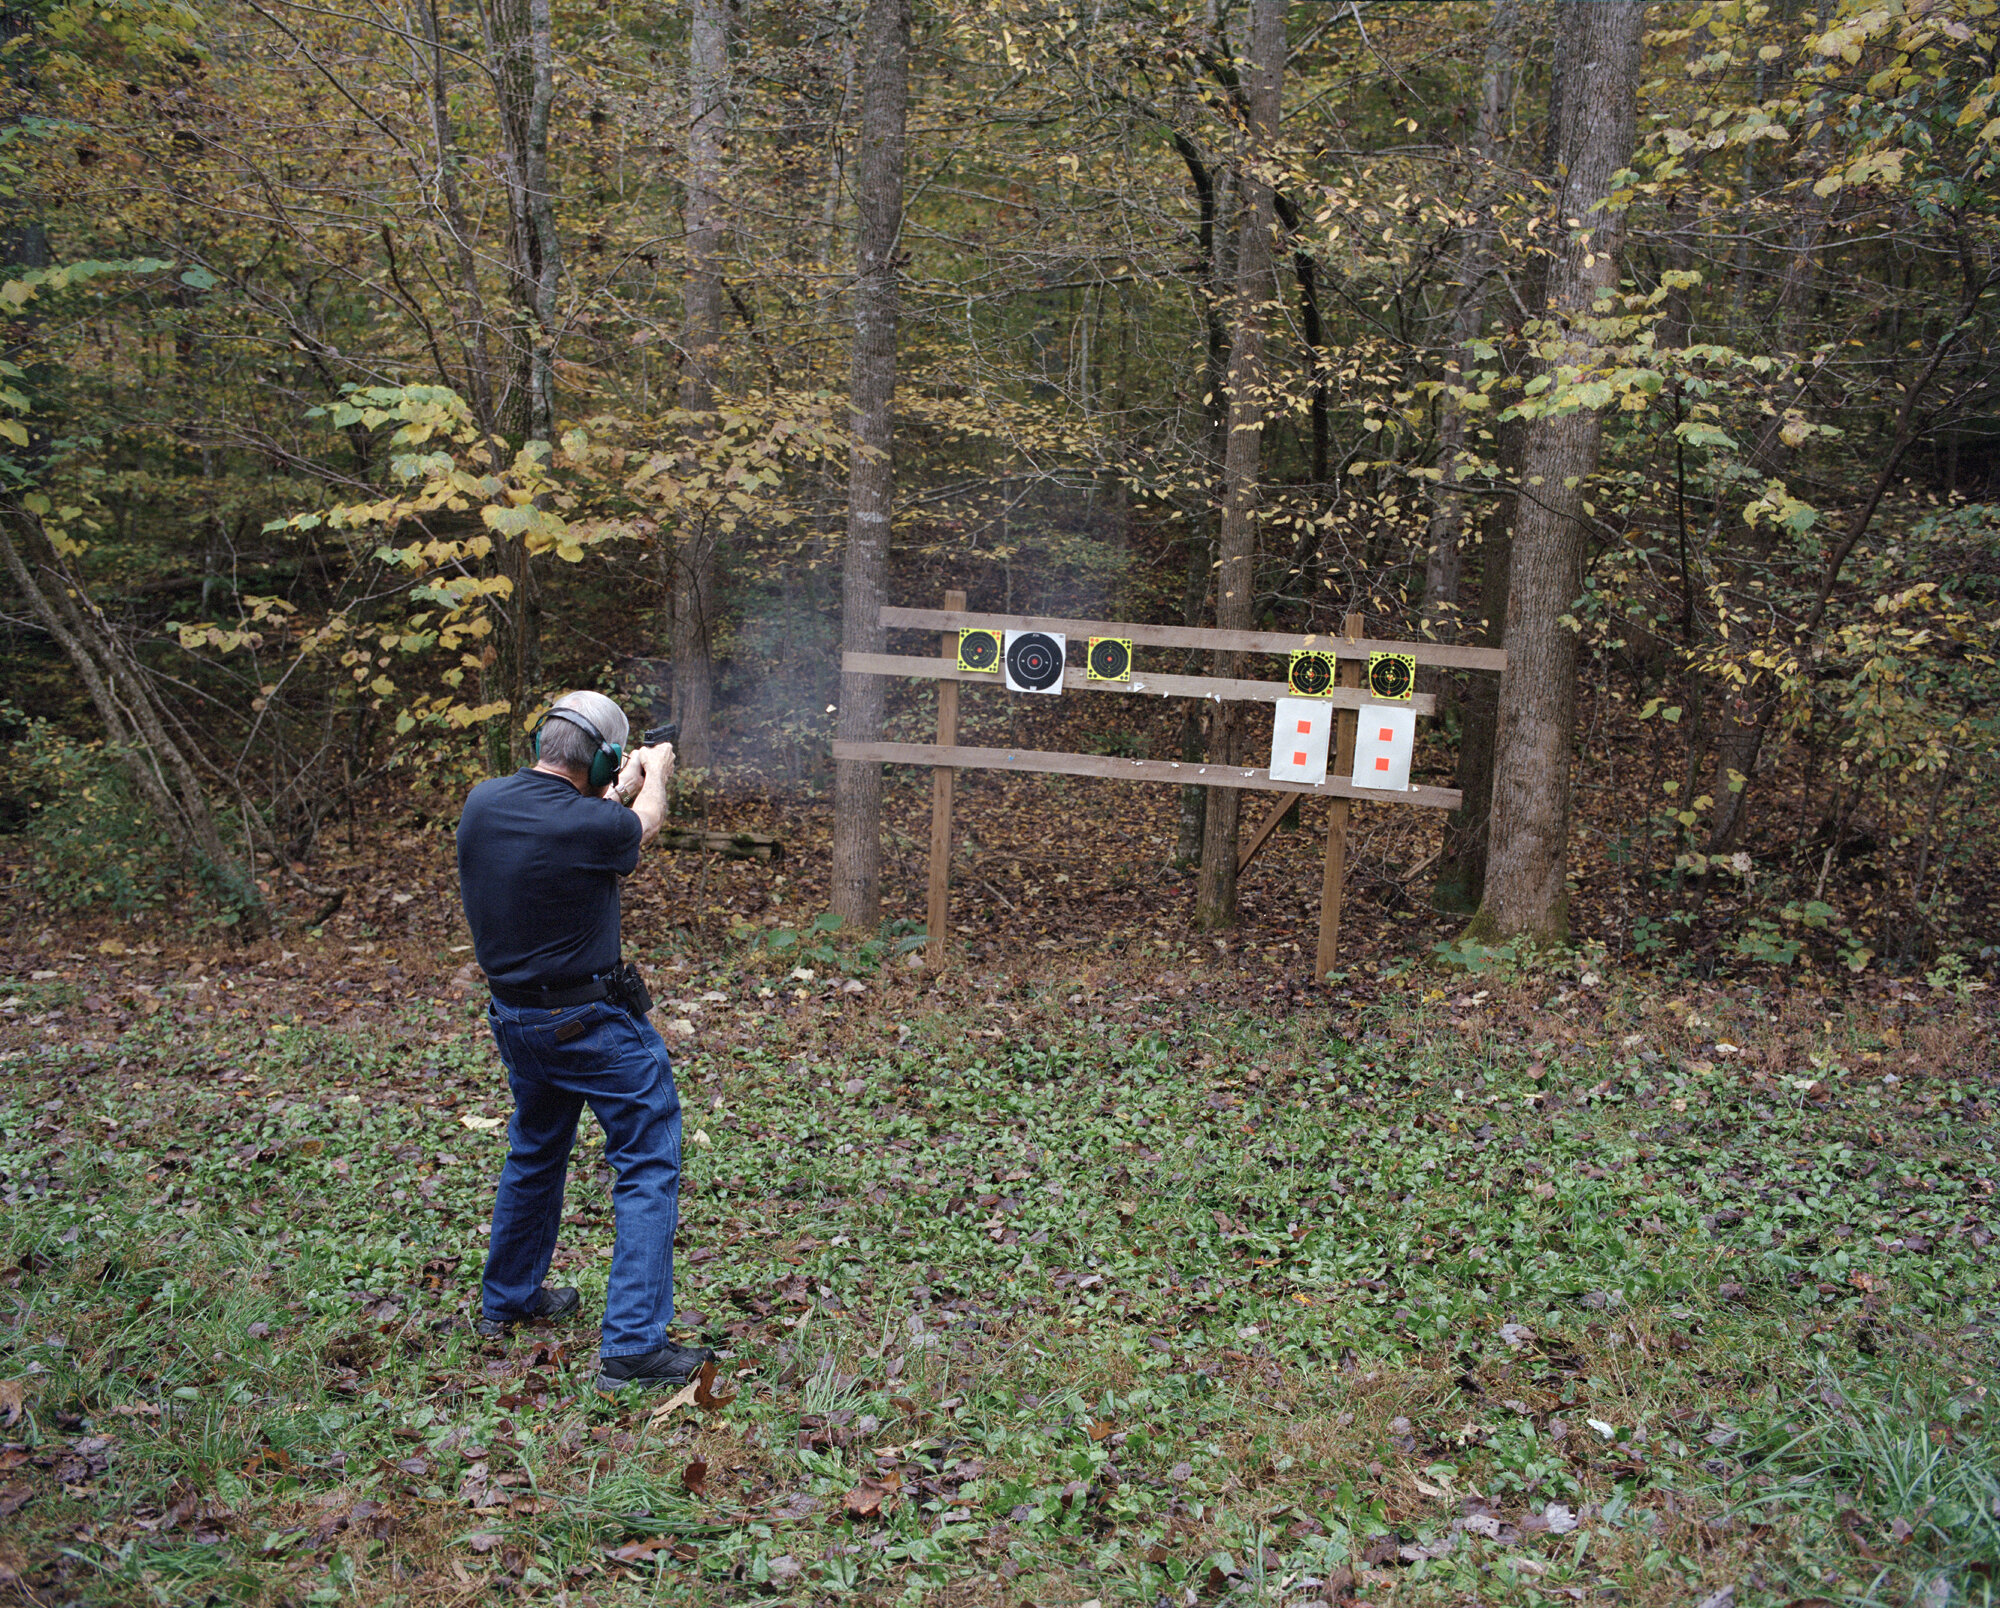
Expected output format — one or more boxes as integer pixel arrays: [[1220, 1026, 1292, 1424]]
[[0, 968, 1994, 1606]]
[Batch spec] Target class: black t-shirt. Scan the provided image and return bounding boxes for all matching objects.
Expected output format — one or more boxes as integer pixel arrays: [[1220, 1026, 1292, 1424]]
[[456, 768, 644, 989]]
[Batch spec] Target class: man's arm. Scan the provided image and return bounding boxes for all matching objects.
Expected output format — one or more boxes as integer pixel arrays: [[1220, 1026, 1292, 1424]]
[[628, 742, 674, 846]]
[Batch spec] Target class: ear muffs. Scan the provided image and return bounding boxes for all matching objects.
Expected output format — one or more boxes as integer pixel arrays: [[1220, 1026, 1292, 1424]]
[[534, 707, 623, 792]]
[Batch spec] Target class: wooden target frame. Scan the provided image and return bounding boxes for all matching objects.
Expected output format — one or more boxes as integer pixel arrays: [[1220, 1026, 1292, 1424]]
[[834, 591, 1505, 978]]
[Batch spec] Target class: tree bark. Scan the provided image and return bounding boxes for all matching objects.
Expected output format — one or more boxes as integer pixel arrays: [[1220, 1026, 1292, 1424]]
[[672, 0, 730, 767], [1194, 0, 1286, 929], [1419, 0, 1519, 673], [829, 0, 911, 929], [486, 0, 560, 760], [1471, 0, 1645, 944], [1433, 477, 1513, 912], [1169, 133, 1232, 867]]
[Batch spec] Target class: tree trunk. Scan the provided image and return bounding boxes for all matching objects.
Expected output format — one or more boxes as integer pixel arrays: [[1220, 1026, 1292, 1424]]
[[829, 0, 911, 929], [413, 0, 502, 440], [1471, 0, 1645, 944], [1169, 132, 1233, 867], [1433, 482, 1513, 912], [1194, 0, 1286, 929], [486, 0, 560, 761], [1419, 0, 1519, 675], [672, 0, 730, 767]]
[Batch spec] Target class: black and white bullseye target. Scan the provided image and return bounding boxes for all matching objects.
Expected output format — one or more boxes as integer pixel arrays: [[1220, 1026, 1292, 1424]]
[[1003, 630, 1066, 694], [1086, 636, 1132, 682], [957, 628, 1002, 673], [1288, 649, 1336, 698]]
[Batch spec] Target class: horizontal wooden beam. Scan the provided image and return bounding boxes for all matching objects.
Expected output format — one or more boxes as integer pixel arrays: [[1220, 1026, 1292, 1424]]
[[833, 740, 1464, 810], [878, 606, 1506, 673], [841, 652, 1437, 715]]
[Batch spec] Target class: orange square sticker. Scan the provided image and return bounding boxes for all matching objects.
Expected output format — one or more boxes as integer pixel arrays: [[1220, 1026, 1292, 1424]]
[[1378, 727, 1394, 742], [1375, 756, 1390, 771], [1293, 751, 1308, 766], [1296, 719, 1312, 734]]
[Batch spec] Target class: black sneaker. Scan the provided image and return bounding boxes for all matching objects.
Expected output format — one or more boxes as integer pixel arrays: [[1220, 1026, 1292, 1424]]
[[476, 1284, 580, 1339], [595, 1341, 716, 1393]]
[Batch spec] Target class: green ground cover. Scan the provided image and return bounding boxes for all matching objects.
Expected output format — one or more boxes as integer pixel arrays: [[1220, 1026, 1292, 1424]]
[[1, 960, 1996, 1606]]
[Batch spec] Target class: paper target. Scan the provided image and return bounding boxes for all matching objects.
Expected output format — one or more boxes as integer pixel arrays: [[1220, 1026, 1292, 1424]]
[[1288, 650, 1336, 698], [1002, 630, 1066, 694], [1086, 637, 1133, 682], [1366, 651, 1417, 702], [1351, 704, 1416, 792], [1268, 697, 1333, 785], [957, 629, 1002, 673]]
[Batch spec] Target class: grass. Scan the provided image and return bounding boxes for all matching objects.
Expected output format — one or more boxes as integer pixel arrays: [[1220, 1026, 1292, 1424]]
[[0, 954, 1996, 1606]]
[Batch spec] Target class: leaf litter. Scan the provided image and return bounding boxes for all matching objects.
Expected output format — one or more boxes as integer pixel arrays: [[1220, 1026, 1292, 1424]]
[[0, 905, 1994, 1605]]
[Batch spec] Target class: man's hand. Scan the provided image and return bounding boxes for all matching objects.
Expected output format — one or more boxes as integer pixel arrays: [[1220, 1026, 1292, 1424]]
[[612, 747, 645, 801], [629, 741, 674, 845]]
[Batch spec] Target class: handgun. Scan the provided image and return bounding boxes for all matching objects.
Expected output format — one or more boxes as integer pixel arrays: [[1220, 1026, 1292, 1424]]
[[642, 721, 680, 749]]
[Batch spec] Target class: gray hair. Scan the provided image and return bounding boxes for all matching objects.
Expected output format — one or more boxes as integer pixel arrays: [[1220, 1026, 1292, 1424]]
[[538, 690, 629, 771]]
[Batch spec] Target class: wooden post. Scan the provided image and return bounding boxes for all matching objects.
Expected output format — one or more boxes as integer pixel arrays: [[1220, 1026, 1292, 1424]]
[[1236, 793, 1299, 874], [925, 588, 965, 969], [1315, 612, 1366, 980]]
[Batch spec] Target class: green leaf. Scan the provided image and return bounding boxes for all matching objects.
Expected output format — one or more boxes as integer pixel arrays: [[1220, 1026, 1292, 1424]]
[[180, 266, 219, 290]]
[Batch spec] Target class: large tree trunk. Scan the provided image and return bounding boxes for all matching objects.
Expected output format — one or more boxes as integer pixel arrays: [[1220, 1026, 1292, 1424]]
[[1193, 0, 1286, 929], [1434, 479, 1513, 912], [1471, 0, 1645, 944], [1169, 133, 1233, 868], [486, 0, 560, 761], [829, 0, 911, 929], [1419, 0, 1519, 672], [672, 0, 730, 767]]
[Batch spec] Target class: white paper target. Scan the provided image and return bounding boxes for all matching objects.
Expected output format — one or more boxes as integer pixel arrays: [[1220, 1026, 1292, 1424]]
[[1351, 704, 1416, 791], [1002, 630, 1067, 694], [1268, 697, 1333, 785]]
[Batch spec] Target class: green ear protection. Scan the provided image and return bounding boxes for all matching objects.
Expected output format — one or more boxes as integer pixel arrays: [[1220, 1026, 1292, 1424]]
[[533, 707, 624, 792]]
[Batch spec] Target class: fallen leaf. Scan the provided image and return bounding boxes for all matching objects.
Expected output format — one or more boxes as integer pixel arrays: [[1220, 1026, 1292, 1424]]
[[608, 1537, 695, 1564], [645, 1378, 701, 1425], [467, 1532, 500, 1554], [682, 1458, 707, 1496], [0, 1486, 32, 1518], [459, 1115, 505, 1132], [692, 1361, 736, 1411], [842, 1476, 894, 1518], [0, 1380, 24, 1428]]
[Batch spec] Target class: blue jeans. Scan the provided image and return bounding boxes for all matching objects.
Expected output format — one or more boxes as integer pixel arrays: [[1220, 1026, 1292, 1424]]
[[482, 996, 682, 1357]]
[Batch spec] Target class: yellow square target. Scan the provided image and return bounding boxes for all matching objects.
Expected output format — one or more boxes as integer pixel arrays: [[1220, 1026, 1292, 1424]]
[[1365, 652, 1417, 702], [1086, 637, 1133, 681], [1288, 650, 1336, 697], [956, 629, 1002, 673]]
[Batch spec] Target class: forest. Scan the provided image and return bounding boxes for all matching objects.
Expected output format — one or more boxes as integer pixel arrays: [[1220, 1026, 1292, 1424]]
[[0, 0, 1994, 975], [3, 2, 2000, 1606]]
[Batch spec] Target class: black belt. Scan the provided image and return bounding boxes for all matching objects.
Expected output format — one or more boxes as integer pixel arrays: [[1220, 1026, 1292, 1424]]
[[489, 975, 612, 1009]]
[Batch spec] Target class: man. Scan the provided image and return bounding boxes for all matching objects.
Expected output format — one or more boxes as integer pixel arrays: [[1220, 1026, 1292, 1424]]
[[455, 689, 712, 1392]]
